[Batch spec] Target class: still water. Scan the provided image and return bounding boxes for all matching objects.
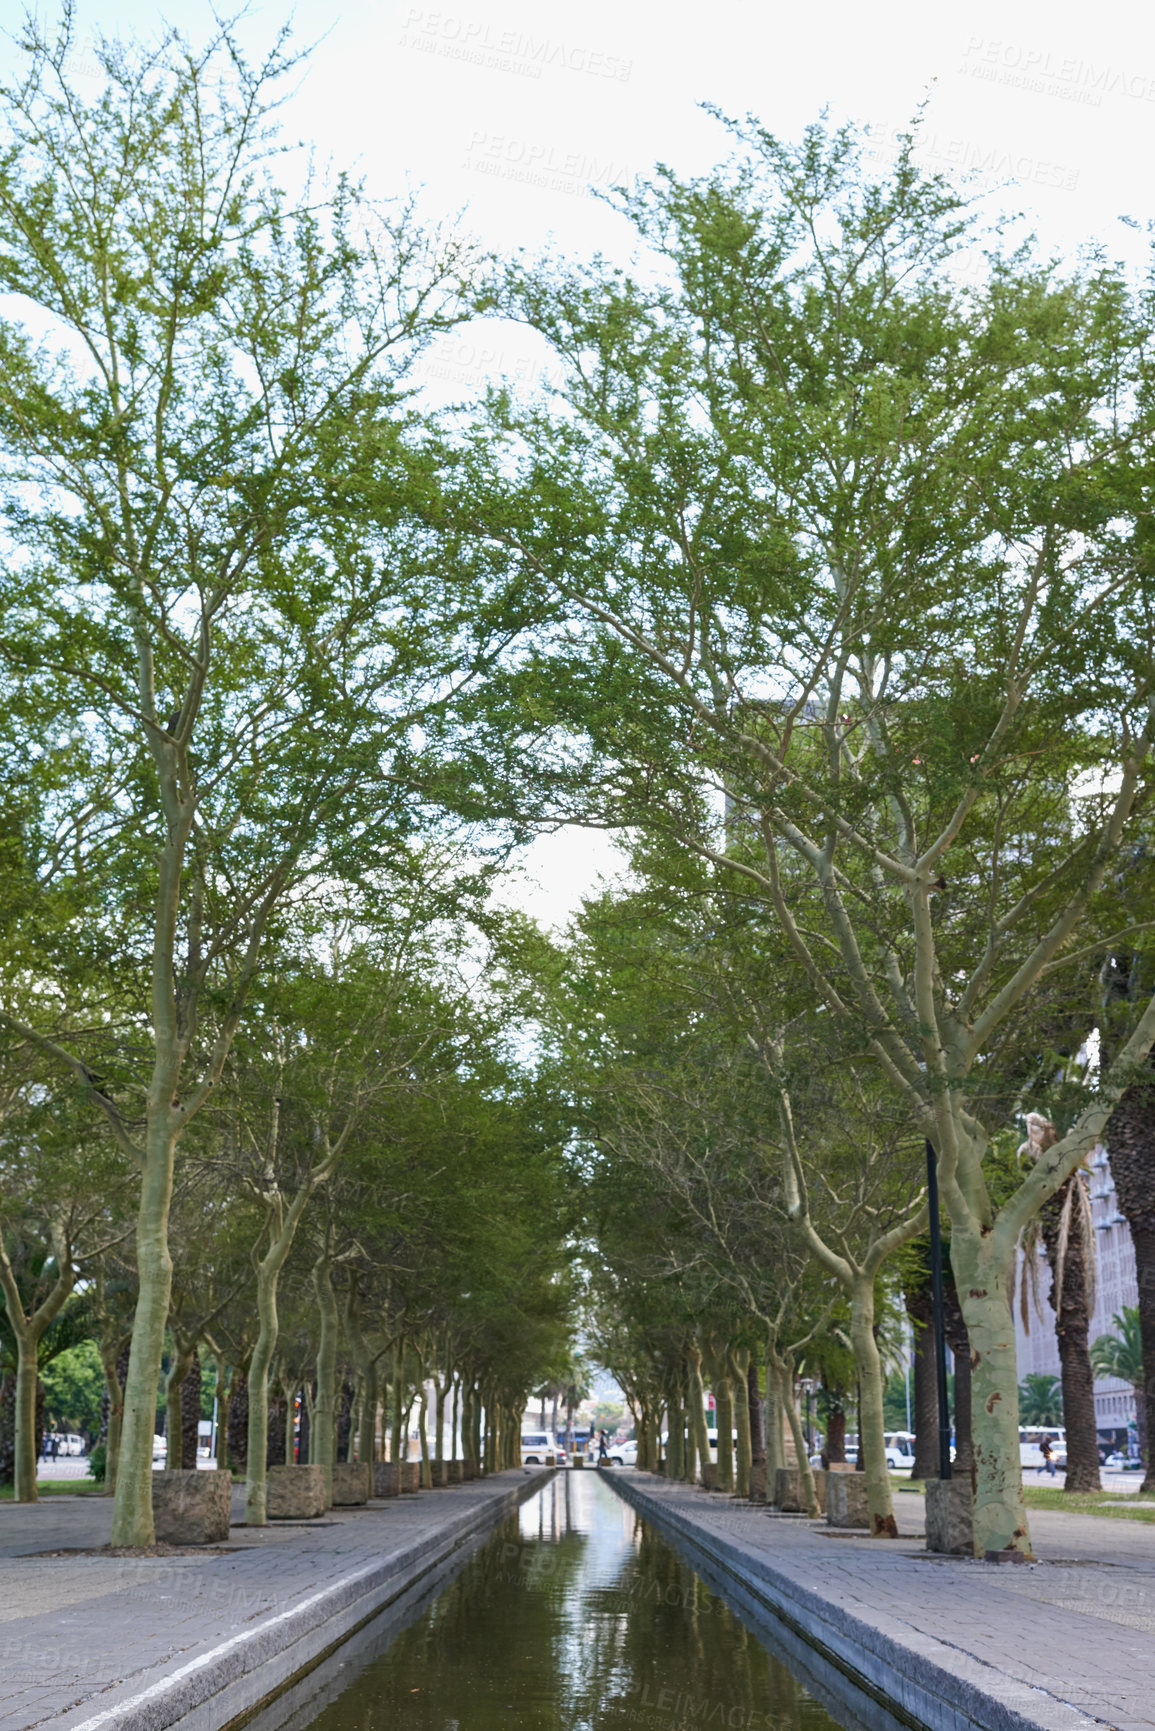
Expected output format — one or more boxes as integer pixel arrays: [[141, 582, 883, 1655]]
[[304, 1471, 848, 1731]]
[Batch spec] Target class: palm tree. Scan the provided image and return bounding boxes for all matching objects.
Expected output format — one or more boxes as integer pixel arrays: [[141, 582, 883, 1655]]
[[1018, 1115, 1100, 1490], [1098, 954, 1155, 1492], [1090, 1308, 1147, 1466], [1019, 1373, 1063, 1426]]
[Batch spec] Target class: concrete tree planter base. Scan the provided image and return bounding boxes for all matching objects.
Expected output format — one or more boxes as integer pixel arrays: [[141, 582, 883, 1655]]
[[153, 1469, 231, 1545], [399, 1462, 420, 1493], [462, 1460, 478, 1480], [700, 1462, 718, 1490], [748, 1461, 767, 1503], [331, 1463, 371, 1506], [430, 1461, 449, 1487], [373, 1463, 400, 1498], [774, 1467, 825, 1513], [572, 1457, 584, 1469], [448, 1460, 464, 1484], [267, 1464, 327, 1519], [825, 1471, 870, 1528], [925, 1477, 974, 1555]]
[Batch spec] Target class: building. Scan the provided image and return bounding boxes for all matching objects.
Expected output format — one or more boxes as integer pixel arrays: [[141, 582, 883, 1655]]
[[1013, 1145, 1137, 1446]]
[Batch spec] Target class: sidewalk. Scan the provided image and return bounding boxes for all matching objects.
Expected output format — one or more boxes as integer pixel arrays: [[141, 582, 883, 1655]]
[[0, 1470, 545, 1731], [608, 1473, 1155, 1731]]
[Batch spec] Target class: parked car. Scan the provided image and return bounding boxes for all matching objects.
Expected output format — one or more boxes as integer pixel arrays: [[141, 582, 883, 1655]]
[[520, 1431, 566, 1465], [607, 1439, 638, 1466], [152, 1434, 167, 1463]]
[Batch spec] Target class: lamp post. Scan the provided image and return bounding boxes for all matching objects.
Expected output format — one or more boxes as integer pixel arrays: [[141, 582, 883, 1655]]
[[925, 1138, 952, 1481]]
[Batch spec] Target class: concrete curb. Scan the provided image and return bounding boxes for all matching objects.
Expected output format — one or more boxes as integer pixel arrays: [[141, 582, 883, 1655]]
[[606, 1475, 1104, 1731], [52, 1473, 553, 1731]]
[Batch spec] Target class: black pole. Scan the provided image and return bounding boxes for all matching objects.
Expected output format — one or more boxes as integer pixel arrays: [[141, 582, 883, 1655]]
[[925, 1139, 952, 1481]]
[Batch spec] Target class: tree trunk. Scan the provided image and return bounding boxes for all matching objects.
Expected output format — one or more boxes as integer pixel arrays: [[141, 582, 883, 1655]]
[[214, 1360, 229, 1472], [336, 1373, 355, 1464], [390, 1342, 405, 1465], [312, 1252, 338, 1503], [266, 1392, 287, 1469], [111, 1126, 178, 1547], [747, 1359, 765, 1499], [949, 1223, 1033, 1557], [164, 1342, 196, 1472], [941, 1283, 973, 1477], [228, 1372, 249, 1472], [1040, 1174, 1101, 1492], [106, 1344, 131, 1496], [906, 1284, 939, 1480], [849, 1273, 898, 1536], [297, 1384, 311, 1465], [686, 1345, 714, 1488], [772, 1357, 820, 1517], [714, 1368, 734, 1492], [1098, 1078, 1155, 1489], [0, 1228, 76, 1504], [180, 1356, 201, 1475], [764, 1352, 785, 1483], [732, 1349, 752, 1496]]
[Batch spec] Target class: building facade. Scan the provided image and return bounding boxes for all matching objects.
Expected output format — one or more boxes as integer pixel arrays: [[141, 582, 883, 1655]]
[[1013, 1145, 1137, 1444]]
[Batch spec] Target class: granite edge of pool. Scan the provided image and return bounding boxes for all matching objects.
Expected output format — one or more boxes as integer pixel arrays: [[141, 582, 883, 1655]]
[[47, 1472, 554, 1731], [605, 1473, 1107, 1731]]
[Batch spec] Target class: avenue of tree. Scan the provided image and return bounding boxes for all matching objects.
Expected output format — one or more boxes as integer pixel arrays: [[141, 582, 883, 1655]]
[[2, 16, 1154, 1558]]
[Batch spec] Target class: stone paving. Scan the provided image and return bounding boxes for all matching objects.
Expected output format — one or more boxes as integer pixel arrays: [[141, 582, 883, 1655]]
[[609, 1473, 1155, 1731], [0, 1471, 541, 1731]]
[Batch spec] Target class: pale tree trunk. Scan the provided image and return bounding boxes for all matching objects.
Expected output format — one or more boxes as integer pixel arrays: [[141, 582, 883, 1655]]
[[764, 1354, 785, 1484], [312, 1250, 338, 1504], [0, 1221, 75, 1504], [849, 1273, 898, 1537], [948, 1221, 1031, 1555], [771, 1356, 819, 1517], [245, 1174, 323, 1522], [450, 1377, 459, 1463], [686, 1345, 714, 1487], [113, 1125, 178, 1545]]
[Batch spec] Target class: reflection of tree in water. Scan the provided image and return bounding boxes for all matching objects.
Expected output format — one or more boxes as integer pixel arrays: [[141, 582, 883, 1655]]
[[302, 1494, 839, 1731], [585, 1522, 816, 1731]]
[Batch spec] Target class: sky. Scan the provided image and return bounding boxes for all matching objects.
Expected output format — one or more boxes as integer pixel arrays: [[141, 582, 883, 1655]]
[[6, 0, 1154, 925]]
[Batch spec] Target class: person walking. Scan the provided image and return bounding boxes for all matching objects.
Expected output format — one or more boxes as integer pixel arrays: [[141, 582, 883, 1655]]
[[597, 1429, 609, 1464], [1040, 1435, 1055, 1477]]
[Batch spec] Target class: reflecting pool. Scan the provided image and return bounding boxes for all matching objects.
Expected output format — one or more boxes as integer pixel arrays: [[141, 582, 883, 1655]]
[[302, 1470, 848, 1731]]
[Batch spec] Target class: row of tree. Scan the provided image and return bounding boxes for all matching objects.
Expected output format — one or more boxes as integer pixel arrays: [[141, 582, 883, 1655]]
[[3, 15, 1155, 1560]]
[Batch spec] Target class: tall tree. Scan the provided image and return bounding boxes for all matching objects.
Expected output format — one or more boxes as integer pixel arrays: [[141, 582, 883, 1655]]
[[451, 116, 1155, 1555], [0, 17, 528, 1544]]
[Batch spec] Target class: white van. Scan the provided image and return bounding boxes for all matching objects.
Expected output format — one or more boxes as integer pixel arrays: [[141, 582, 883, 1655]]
[[884, 1432, 915, 1469], [520, 1431, 566, 1465], [1020, 1427, 1066, 1470]]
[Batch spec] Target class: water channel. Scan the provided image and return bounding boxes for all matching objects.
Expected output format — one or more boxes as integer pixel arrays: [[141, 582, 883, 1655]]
[[258, 1471, 902, 1731]]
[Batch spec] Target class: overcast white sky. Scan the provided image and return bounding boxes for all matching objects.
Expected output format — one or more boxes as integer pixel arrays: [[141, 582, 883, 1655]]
[[7, 0, 1154, 925]]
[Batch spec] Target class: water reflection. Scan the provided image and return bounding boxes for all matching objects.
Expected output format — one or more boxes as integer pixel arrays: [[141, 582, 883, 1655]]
[[305, 1471, 844, 1731]]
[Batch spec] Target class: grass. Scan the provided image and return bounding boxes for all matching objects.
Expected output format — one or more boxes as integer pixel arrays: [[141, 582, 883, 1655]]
[[0, 1477, 105, 1499], [890, 1474, 1155, 1522]]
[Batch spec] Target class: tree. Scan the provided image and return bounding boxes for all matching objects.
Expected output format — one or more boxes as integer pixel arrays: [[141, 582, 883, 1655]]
[[0, 16, 532, 1543], [450, 114, 1155, 1555], [1018, 1373, 1062, 1427]]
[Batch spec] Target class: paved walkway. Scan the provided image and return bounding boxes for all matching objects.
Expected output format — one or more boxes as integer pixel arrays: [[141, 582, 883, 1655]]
[[610, 1474, 1155, 1731], [0, 1472, 541, 1731]]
